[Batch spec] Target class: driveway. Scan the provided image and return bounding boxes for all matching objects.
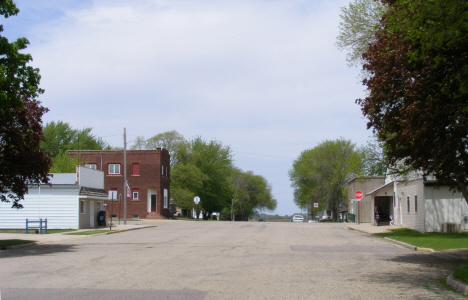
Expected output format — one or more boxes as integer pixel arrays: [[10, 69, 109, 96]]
[[0, 221, 465, 299]]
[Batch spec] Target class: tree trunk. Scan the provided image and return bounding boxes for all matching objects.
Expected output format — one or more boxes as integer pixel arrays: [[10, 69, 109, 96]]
[[459, 183, 468, 206]]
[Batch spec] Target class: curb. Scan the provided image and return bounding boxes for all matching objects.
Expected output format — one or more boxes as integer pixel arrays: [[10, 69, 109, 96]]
[[104, 225, 157, 235], [344, 225, 436, 252], [383, 237, 435, 252], [447, 274, 468, 295]]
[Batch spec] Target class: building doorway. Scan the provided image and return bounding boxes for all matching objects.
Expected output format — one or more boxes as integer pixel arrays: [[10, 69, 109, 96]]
[[374, 196, 393, 225], [151, 194, 157, 212]]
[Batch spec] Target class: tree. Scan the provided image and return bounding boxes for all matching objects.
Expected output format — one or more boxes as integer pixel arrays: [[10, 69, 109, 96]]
[[232, 169, 276, 221], [357, 0, 468, 202], [289, 139, 362, 221], [144, 131, 187, 165], [41, 121, 107, 173], [0, 1, 51, 208], [336, 0, 386, 66], [171, 136, 234, 219], [359, 136, 387, 176], [41, 121, 107, 158]]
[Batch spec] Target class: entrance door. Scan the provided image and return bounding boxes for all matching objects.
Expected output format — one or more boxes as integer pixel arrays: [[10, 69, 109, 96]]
[[90, 201, 94, 228], [151, 194, 157, 212]]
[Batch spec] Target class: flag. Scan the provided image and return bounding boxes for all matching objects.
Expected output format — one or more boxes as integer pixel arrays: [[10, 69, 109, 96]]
[[126, 181, 131, 198]]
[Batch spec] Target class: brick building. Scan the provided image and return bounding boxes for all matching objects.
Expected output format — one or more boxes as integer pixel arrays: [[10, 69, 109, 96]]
[[69, 149, 170, 220]]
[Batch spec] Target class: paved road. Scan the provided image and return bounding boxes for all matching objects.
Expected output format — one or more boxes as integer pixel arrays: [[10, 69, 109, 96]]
[[0, 221, 465, 299]]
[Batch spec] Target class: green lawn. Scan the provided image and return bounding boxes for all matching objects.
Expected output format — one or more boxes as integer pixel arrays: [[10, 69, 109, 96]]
[[0, 229, 76, 234], [375, 228, 468, 251], [0, 239, 36, 247], [65, 230, 111, 235], [454, 266, 468, 284]]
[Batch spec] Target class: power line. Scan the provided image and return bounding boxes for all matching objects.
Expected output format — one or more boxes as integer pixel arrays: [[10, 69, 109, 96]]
[[233, 151, 295, 160]]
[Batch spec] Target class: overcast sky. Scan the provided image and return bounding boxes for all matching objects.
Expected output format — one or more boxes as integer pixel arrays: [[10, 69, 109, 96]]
[[7, 0, 371, 216]]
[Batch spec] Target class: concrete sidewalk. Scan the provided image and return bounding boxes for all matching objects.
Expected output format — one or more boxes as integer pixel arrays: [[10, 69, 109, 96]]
[[344, 223, 393, 235], [0, 222, 159, 246]]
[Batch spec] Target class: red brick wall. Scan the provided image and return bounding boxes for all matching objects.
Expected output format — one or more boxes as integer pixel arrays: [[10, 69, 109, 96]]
[[69, 149, 170, 219]]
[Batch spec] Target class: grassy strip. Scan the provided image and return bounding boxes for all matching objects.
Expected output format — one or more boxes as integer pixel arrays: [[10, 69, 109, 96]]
[[0, 229, 76, 234], [65, 230, 111, 235], [0, 239, 35, 247], [453, 266, 468, 284], [375, 228, 468, 251]]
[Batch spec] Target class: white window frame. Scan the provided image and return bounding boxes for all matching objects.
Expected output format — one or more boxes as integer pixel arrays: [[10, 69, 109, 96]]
[[133, 191, 139, 200], [109, 164, 120, 174], [164, 189, 168, 208], [80, 200, 86, 214], [85, 164, 97, 170]]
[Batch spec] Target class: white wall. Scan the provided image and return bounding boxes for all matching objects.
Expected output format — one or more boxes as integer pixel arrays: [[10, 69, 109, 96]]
[[0, 185, 80, 229], [425, 186, 468, 232], [77, 165, 104, 189]]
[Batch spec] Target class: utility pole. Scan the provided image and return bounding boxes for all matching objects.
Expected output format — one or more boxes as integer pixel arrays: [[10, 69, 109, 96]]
[[123, 128, 127, 225]]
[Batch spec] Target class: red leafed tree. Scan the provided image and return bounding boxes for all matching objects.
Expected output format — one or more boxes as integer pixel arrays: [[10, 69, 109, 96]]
[[0, 0, 51, 208], [357, 0, 468, 202]]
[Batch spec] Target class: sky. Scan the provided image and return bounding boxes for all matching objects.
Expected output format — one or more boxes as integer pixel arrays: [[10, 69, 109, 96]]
[[6, 0, 371, 216]]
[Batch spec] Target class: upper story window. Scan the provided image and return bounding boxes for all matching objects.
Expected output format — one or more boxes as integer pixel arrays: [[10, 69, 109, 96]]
[[161, 165, 164, 176], [86, 164, 97, 170], [108, 164, 120, 174], [133, 189, 139, 200], [132, 163, 139, 176]]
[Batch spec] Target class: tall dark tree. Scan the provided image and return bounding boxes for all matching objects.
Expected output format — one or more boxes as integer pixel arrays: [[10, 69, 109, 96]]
[[357, 0, 468, 202], [0, 1, 51, 208]]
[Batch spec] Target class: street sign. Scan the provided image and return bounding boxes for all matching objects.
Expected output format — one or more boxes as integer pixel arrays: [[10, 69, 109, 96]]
[[194, 196, 200, 204], [313, 203, 318, 208], [355, 191, 363, 201]]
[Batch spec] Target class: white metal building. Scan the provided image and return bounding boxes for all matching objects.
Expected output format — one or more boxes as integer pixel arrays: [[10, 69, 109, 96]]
[[0, 166, 108, 229]]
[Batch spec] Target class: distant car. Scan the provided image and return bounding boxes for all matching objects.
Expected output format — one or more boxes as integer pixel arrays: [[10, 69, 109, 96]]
[[292, 215, 304, 222], [258, 219, 266, 222]]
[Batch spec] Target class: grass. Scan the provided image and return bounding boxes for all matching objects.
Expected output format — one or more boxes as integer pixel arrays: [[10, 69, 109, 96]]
[[0, 229, 76, 234], [65, 230, 111, 235], [0, 239, 36, 247], [375, 228, 468, 251], [454, 266, 468, 284]]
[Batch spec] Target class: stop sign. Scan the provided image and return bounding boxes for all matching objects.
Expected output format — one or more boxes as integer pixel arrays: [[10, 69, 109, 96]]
[[355, 191, 363, 201]]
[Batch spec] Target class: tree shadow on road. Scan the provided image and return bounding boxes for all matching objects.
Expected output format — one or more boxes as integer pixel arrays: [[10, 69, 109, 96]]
[[362, 252, 467, 299], [0, 244, 77, 259]]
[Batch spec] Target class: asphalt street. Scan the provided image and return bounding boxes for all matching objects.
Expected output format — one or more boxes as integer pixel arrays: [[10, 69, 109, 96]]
[[0, 221, 466, 299]]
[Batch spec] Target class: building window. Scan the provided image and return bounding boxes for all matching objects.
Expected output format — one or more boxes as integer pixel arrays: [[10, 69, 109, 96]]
[[80, 200, 86, 214], [161, 165, 164, 176], [108, 164, 120, 174], [407, 197, 410, 213], [132, 163, 139, 175], [132, 214, 139, 219], [133, 189, 139, 200], [108, 190, 118, 200], [166, 166, 168, 177], [86, 164, 97, 169], [415, 195, 418, 213], [164, 189, 168, 208]]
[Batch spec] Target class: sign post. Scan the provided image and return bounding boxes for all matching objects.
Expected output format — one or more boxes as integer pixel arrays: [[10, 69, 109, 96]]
[[355, 191, 363, 225], [194, 196, 200, 220]]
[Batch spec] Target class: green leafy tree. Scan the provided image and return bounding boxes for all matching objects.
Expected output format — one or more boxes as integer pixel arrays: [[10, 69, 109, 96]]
[[359, 136, 387, 176], [144, 131, 187, 165], [357, 0, 468, 202], [0, 1, 51, 208], [336, 0, 386, 66], [41, 121, 107, 172], [289, 139, 362, 221], [232, 169, 276, 221], [171, 136, 234, 219]]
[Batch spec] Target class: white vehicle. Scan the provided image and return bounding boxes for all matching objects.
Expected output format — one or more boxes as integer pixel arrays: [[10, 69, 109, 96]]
[[292, 215, 304, 222]]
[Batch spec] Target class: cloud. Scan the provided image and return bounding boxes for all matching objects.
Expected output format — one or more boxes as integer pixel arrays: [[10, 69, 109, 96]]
[[13, 0, 370, 215]]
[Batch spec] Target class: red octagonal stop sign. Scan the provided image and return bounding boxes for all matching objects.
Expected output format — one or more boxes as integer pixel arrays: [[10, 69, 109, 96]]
[[355, 191, 363, 201]]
